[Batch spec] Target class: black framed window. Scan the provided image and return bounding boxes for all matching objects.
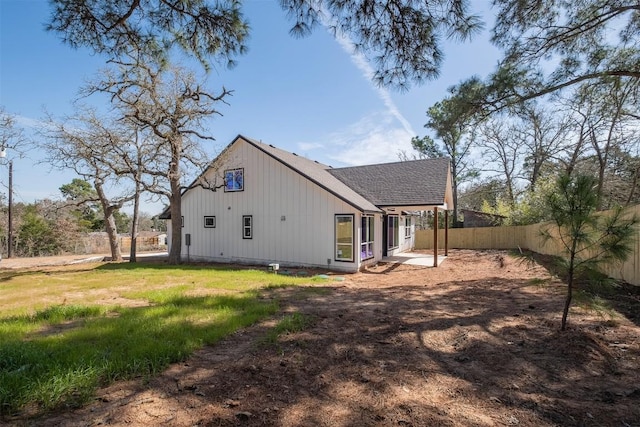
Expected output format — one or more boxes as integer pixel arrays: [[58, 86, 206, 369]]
[[335, 214, 354, 261], [225, 168, 244, 192], [387, 215, 399, 249], [361, 216, 374, 260], [242, 215, 252, 239], [204, 216, 216, 228]]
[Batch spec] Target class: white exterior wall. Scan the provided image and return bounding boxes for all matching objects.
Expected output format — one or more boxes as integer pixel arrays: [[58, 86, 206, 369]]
[[385, 215, 415, 256], [179, 139, 365, 272], [402, 215, 416, 252]]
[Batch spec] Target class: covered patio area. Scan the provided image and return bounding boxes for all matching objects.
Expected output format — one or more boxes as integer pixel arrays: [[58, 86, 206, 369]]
[[381, 251, 447, 267]]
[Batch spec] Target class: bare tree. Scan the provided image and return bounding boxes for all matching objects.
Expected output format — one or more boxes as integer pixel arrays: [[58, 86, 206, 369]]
[[512, 105, 573, 193], [590, 79, 638, 209], [0, 107, 31, 257], [568, 77, 640, 209], [40, 108, 136, 261], [477, 118, 521, 206], [0, 107, 27, 154], [90, 57, 231, 264]]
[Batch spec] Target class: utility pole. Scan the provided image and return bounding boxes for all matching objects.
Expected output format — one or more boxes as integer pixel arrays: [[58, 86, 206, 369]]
[[0, 145, 12, 258], [8, 160, 12, 258]]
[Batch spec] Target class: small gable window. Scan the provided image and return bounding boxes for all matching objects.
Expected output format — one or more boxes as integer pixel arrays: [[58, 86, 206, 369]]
[[225, 168, 244, 192]]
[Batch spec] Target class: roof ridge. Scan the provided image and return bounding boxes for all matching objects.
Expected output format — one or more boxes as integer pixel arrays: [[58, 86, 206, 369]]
[[331, 156, 449, 171]]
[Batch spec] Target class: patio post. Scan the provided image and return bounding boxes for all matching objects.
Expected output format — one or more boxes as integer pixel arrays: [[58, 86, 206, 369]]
[[444, 209, 449, 256], [433, 207, 438, 267]]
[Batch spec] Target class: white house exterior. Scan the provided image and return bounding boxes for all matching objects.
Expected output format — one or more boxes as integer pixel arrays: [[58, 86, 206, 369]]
[[162, 135, 453, 272]]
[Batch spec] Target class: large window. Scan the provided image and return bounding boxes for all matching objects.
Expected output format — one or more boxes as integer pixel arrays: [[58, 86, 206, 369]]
[[404, 217, 411, 239], [335, 214, 354, 262], [361, 216, 374, 260], [387, 215, 399, 250], [242, 215, 252, 239]]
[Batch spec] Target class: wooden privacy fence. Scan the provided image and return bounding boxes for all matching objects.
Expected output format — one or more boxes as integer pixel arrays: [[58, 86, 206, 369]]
[[415, 205, 640, 286]]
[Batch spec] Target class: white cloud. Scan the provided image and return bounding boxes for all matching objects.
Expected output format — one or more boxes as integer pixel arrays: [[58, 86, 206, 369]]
[[324, 113, 414, 166], [297, 141, 325, 152], [302, 11, 417, 166]]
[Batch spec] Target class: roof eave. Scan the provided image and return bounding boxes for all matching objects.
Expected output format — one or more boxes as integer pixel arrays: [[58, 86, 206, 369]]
[[379, 203, 449, 213]]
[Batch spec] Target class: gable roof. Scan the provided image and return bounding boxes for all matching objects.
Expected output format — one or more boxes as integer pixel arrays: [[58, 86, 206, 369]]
[[159, 135, 452, 219], [241, 136, 382, 213], [327, 157, 452, 208]]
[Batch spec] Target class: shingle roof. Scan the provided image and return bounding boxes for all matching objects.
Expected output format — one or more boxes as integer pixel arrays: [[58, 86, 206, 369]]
[[159, 136, 450, 219], [327, 157, 451, 207], [242, 136, 382, 213]]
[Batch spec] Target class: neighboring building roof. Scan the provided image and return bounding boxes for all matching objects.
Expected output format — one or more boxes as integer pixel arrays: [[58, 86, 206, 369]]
[[328, 157, 451, 208]]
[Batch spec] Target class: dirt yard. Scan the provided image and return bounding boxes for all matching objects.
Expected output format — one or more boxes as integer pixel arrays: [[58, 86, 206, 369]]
[[7, 250, 640, 427]]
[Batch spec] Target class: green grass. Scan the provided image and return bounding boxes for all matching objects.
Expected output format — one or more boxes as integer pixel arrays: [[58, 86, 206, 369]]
[[260, 312, 314, 346], [0, 262, 323, 415]]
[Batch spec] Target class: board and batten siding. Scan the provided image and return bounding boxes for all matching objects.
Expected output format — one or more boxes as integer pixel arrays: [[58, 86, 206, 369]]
[[180, 139, 364, 272]]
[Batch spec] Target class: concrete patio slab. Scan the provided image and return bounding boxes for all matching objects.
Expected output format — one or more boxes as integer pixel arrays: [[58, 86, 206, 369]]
[[381, 252, 447, 267]]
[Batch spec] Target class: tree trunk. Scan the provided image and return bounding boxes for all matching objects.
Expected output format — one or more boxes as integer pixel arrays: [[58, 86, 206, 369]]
[[129, 180, 140, 262], [167, 141, 182, 264], [104, 208, 122, 261], [562, 270, 573, 331], [562, 249, 577, 331], [168, 192, 182, 264], [96, 181, 122, 261]]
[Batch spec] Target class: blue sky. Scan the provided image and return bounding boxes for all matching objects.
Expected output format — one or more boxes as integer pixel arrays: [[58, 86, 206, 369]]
[[0, 0, 500, 214]]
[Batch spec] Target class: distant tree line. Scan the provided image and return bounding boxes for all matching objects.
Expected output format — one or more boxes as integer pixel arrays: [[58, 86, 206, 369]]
[[0, 179, 165, 258], [408, 74, 640, 227]]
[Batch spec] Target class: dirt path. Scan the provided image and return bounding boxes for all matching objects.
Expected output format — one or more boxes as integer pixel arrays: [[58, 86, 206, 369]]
[[7, 250, 640, 427], [0, 252, 167, 269]]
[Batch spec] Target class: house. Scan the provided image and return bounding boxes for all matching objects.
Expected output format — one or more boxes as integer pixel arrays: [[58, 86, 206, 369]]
[[162, 135, 453, 272]]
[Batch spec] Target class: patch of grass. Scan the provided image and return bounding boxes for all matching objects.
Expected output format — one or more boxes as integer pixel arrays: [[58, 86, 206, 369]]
[[0, 294, 278, 415], [0, 263, 312, 318], [0, 263, 317, 416], [31, 304, 106, 323], [260, 312, 313, 346]]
